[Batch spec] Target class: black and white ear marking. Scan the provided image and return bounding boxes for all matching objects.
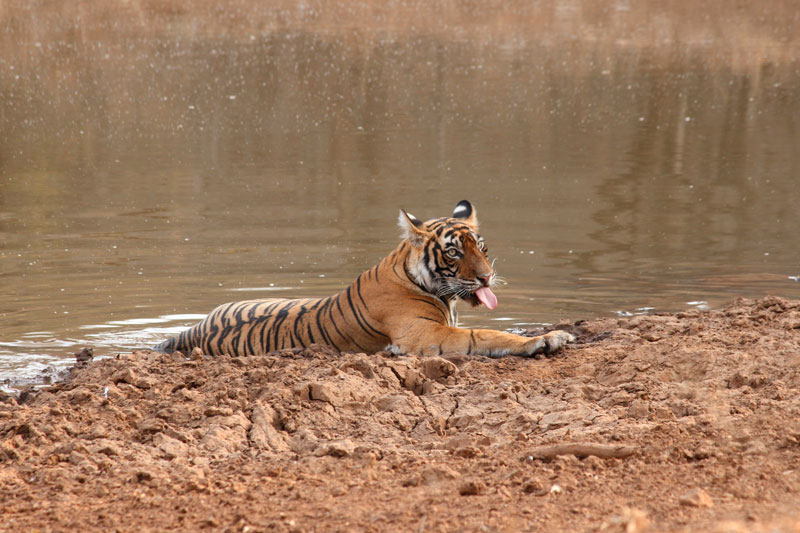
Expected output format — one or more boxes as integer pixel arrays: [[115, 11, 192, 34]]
[[453, 200, 478, 228], [453, 200, 472, 219], [398, 209, 428, 247], [404, 210, 423, 228]]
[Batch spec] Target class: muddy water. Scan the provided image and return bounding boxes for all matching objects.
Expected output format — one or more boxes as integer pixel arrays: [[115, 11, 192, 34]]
[[2, 2, 800, 386]]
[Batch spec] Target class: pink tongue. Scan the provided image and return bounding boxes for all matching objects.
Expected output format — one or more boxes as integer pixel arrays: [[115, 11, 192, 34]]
[[475, 287, 498, 310]]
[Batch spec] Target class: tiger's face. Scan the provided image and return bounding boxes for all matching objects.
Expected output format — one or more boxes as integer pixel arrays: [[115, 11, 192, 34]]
[[399, 200, 498, 309]]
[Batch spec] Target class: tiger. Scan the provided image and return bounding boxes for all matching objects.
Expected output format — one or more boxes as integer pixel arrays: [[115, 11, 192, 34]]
[[154, 200, 574, 358]]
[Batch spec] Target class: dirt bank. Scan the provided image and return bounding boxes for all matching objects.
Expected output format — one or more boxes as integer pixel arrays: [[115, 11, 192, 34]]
[[2, 296, 800, 532]]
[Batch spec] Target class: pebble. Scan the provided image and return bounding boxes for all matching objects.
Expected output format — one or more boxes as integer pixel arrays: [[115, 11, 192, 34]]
[[678, 488, 713, 508], [458, 480, 484, 496]]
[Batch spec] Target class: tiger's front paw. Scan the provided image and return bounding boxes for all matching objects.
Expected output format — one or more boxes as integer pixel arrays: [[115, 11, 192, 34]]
[[524, 330, 575, 357]]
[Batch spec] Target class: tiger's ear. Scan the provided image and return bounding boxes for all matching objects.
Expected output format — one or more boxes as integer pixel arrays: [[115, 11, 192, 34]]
[[453, 200, 478, 228], [398, 209, 428, 247]]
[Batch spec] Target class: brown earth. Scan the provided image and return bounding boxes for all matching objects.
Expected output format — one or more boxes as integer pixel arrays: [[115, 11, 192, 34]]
[[2, 296, 800, 532]]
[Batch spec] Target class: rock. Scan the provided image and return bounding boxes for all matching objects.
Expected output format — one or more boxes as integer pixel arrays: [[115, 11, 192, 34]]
[[289, 428, 319, 455], [249, 404, 289, 453], [421, 466, 460, 485], [453, 446, 481, 458], [678, 488, 713, 508], [421, 357, 457, 380], [200, 424, 249, 454], [538, 411, 574, 430], [340, 357, 375, 379], [153, 432, 188, 460], [138, 418, 166, 434], [67, 388, 95, 404], [111, 368, 152, 390], [522, 477, 545, 494], [308, 382, 340, 406], [204, 406, 234, 417], [292, 383, 311, 401], [458, 480, 484, 496], [601, 507, 650, 532], [317, 439, 354, 458], [627, 400, 650, 419], [74, 347, 94, 367], [727, 372, 748, 389]]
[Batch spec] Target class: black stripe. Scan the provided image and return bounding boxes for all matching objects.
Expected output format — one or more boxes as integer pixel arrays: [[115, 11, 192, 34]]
[[345, 286, 387, 339], [293, 304, 308, 347], [416, 316, 440, 323], [257, 301, 283, 352], [213, 302, 240, 354], [329, 295, 367, 351], [392, 262, 405, 281], [355, 274, 370, 311], [306, 322, 316, 344], [287, 330, 296, 349], [314, 297, 338, 349], [269, 302, 296, 351], [422, 244, 433, 272]]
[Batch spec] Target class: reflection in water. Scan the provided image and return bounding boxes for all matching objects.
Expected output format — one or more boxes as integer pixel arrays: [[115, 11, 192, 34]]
[[1, 1, 800, 383]]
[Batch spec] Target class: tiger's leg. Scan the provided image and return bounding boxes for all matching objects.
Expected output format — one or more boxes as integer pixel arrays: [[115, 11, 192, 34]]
[[390, 324, 574, 358]]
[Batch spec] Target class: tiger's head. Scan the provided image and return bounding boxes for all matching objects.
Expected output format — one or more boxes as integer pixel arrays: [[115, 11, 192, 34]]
[[398, 200, 498, 309]]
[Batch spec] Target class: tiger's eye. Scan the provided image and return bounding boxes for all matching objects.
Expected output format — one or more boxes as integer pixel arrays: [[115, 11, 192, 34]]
[[446, 248, 459, 258]]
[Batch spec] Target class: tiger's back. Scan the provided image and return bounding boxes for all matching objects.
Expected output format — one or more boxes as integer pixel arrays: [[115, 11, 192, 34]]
[[154, 263, 397, 356]]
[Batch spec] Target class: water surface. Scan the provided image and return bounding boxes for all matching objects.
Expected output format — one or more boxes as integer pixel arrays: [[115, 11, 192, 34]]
[[2, 1, 800, 387]]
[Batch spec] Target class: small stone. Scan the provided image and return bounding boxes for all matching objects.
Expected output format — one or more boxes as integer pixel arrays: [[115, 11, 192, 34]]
[[317, 439, 354, 458], [138, 418, 166, 434], [421, 357, 457, 380], [522, 477, 544, 494], [678, 488, 713, 508], [727, 373, 748, 389], [153, 432, 188, 460], [292, 383, 311, 401], [111, 368, 152, 389], [627, 399, 650, 419], [68, 388, 95, 404], [75, 347, 94, 366], [601, 507, 650, 533], [190, 347, 204, 360], [453, 446, 481, 458], [308, 382, 339, 406], [458, 480, 484, 496]]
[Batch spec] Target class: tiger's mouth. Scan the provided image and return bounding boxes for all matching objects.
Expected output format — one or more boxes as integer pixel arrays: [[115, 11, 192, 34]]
[[436, 278, 498, 309], [459, 286, 498, 309]]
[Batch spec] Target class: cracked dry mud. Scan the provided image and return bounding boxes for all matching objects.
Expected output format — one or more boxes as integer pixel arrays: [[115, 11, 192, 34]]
[[2, 296, 800, 532]]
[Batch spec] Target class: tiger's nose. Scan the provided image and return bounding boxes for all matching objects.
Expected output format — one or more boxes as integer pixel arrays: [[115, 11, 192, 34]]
[[477, 274, 492, 286]]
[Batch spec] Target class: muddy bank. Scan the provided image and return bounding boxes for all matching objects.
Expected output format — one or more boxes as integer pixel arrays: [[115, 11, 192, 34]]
[[2, 296, 800, 532]]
